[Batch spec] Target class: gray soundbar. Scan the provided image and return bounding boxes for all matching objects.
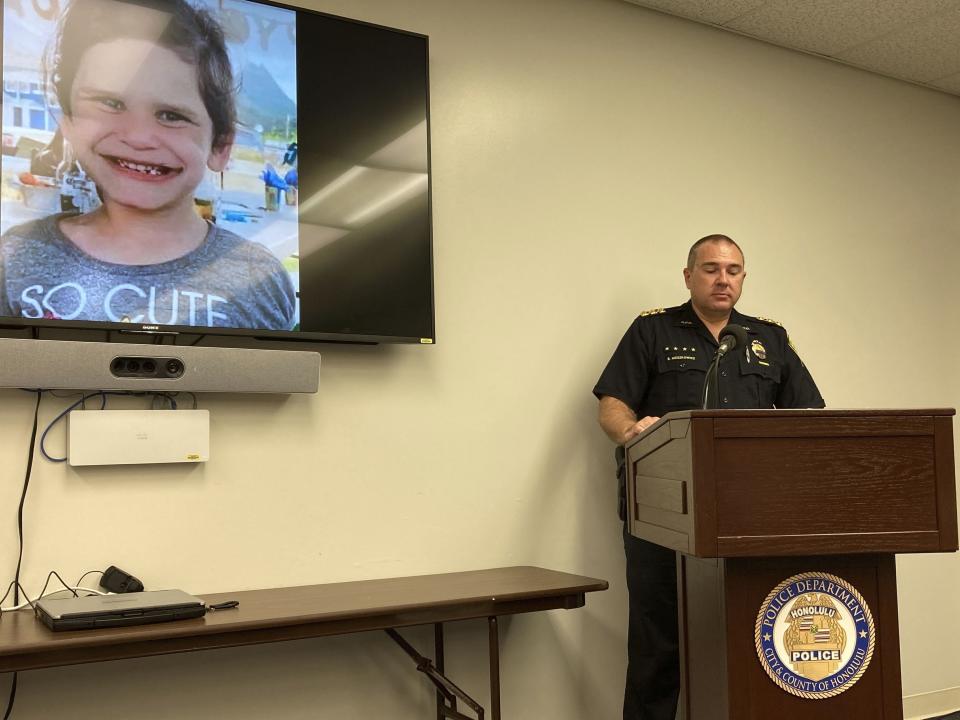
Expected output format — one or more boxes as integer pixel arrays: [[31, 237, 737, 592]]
[[0, 338, 320, 393]]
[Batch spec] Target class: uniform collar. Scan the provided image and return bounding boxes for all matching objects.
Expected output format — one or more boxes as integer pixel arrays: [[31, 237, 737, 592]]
[[672, 301, 760, 335], [671, 300, 701, 328], [729, 307, 759, 334]]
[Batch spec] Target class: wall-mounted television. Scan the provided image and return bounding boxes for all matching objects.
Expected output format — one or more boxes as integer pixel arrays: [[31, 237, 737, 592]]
[[0, 0, 433, 344]]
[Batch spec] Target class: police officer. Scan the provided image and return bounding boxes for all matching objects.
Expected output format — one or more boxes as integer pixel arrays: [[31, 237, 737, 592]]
[[593, 234, 824, 720]]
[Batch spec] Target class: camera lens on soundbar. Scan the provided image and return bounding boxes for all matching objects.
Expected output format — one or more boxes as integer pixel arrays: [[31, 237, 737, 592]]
[[110, 356, 178, 378]]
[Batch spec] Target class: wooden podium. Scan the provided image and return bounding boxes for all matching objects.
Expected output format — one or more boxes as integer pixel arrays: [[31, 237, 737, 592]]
[[624, 409, 958, 720]]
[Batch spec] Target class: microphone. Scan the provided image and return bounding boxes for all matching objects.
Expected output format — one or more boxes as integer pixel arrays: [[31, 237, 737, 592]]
[[717, 323, 748, 357]]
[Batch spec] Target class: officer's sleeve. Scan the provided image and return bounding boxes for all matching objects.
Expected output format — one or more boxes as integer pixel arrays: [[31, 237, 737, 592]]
[[775, 327, 825, 409], [592, 317, 653, 414]]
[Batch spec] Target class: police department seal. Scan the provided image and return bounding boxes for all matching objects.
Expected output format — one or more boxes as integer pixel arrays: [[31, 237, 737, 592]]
[[755, 572, 875, 699]]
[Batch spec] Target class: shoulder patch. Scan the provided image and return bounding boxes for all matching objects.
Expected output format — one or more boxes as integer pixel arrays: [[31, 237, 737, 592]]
[[638, 307, 666, 318], [754, 316, 783, 328], [754, 315, 799, 352]]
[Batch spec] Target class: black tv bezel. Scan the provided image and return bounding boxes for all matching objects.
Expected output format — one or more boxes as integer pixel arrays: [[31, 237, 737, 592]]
[[0, 1, 435, 346]]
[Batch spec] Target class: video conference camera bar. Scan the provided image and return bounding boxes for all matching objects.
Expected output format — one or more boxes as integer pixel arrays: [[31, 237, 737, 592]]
[[0, 337, 320, 393]]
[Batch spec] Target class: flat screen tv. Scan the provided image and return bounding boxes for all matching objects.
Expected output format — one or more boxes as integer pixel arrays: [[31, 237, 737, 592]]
[[0, 0, 433, 344]]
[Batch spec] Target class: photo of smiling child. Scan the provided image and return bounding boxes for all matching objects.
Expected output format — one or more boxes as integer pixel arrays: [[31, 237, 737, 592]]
[[0, 0, 299, 331]]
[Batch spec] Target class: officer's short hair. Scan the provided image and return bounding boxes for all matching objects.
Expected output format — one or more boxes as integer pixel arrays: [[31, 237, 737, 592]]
[[686, 234, 744, 270]]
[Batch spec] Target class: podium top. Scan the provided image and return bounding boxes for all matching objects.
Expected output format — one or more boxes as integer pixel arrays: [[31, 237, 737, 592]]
[[624, 408, 958, 557], [627, 408, 955, 448], [667, 408, 955, 416], [664, 408, 957, 417]]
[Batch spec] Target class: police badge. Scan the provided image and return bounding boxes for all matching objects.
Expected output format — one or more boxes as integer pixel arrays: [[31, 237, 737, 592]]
[[755, 572, 875, 699]]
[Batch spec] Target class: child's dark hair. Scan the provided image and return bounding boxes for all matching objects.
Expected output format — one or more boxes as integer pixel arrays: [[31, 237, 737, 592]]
[[48, 0, 236, 149]]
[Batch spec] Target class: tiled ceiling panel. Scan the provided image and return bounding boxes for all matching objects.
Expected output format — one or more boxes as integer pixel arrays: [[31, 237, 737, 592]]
[[833, 6, 960, 83], [619, 0, 766, 25], [725, 0, 956, 56], [622, 0, 960, 98]]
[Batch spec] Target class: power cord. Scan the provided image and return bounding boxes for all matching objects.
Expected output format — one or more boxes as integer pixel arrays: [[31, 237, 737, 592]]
[[0, 586, 105, 613], [0, 571, 107, 613], [1, 568, 114, 719], [75, 569, 105, 588], [4, 387, 189, 717], [5, 390, 41, 720], [13, 391, 40, 606], [3, 674, 15, 720]]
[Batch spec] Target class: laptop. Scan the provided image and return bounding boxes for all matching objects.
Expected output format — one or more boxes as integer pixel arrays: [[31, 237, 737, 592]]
[[35, 589, 206, 631]]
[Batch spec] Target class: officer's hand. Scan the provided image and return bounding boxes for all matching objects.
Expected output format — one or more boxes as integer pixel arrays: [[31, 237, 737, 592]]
[[622, 416, 660, 443]]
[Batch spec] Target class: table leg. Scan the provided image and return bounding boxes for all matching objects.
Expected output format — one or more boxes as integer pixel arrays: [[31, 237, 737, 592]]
[[435, 623, 453, 720], [488, 617, 500, 720], [385, 628, 483, 719]]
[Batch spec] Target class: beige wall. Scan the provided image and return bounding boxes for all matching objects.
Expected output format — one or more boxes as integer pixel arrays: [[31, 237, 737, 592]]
[[2, 0, 959, 717]]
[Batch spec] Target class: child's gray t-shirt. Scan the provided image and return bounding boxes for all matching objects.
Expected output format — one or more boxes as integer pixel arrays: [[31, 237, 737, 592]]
[[0, 214, 296, 331]]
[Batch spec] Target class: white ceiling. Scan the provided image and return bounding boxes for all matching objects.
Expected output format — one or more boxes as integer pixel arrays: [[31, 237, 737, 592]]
[[622, 0, 960, 98]]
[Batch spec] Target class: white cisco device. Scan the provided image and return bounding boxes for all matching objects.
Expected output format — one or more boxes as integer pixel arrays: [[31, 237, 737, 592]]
[[67, 410, 210, 466]]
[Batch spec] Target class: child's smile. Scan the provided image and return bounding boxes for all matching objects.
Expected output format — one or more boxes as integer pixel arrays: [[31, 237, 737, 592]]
[[60, 38, 231, 214], [106, 155, 182, 179]]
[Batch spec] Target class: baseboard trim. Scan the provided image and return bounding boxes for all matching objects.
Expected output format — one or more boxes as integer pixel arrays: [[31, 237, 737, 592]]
[[904, 686, 960, 719]]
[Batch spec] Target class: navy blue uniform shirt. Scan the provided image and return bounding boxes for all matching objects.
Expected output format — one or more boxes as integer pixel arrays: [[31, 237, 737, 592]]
[[593, 301, 825, 417]]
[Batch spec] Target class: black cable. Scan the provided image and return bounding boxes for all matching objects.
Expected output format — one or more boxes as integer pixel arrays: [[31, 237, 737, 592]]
[[0, 581, 15, 611], [35, 571, 78, 601], [3, 673, 17, 720], [155, 393, 177, 410], [167, 392, 196, 409], [0, 580, 36, 614], [0, 573, 89, 616], [75, 569, 104, 588], [47, 390, 83, 399], [6, 393, 40, 720], [1, 567, 100, 718], [14, 392, 41, 605]]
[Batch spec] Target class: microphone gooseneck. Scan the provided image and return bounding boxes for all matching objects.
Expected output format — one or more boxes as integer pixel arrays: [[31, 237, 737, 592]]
[[702, 324, 749, 409]]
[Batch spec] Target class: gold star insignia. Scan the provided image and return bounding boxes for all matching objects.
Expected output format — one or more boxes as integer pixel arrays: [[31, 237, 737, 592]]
[[763, 633, 771, 642], [859, 630, 867, 639]]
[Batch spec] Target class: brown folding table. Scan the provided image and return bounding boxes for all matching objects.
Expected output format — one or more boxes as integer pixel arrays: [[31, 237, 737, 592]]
[[0, 565, 608, 720]]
